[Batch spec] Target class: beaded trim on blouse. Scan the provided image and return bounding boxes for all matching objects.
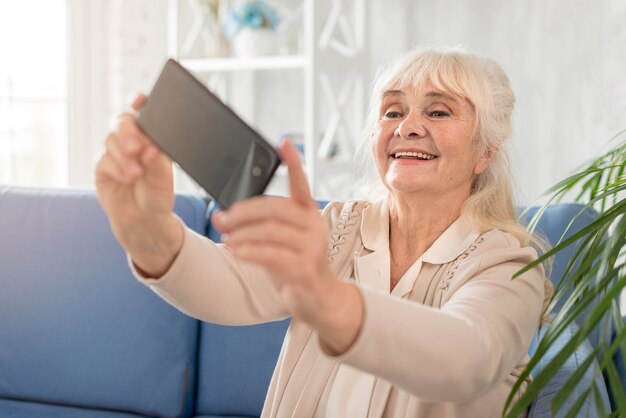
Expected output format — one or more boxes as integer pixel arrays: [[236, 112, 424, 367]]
[[327, 201, 366, 264], [440, 236, 486, 291]]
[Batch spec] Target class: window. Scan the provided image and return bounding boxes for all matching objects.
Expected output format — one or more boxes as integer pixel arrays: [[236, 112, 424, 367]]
[[0, 0, 68, 187]]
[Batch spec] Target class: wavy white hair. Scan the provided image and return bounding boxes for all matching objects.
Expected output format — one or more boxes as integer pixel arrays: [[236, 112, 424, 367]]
[[354, 47, 553, 320]]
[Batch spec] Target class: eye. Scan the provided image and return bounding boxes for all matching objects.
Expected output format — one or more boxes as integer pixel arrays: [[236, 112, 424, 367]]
[[428, 110, 451, 118], [380, 101, 405, 120], [384, 110, 404, 119]]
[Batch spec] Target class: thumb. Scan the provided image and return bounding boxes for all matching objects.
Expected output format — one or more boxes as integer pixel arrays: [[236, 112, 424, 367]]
[[278, 140, 315, 209]]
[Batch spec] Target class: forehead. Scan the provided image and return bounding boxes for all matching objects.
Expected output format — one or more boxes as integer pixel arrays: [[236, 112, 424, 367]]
[[378, 81, 477, 119], [381, 88, 463, 104]]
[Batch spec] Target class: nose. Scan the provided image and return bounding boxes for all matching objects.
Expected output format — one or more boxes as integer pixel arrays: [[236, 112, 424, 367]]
[[394, 111, 427, 139]]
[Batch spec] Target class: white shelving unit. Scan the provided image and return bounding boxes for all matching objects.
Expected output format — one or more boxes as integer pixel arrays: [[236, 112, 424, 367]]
[[180, 55, 307, 72], [167, 0, 367, 200]]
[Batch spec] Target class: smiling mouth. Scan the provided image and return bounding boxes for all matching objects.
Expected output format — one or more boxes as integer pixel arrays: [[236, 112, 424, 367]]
[[391, 151, 437, 160]]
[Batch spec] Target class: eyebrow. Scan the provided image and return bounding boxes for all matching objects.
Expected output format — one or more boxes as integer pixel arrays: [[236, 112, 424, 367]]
[[381, 89, 460, 103], [381, 89, 404, 98]]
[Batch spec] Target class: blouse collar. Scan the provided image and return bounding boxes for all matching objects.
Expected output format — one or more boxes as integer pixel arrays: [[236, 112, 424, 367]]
[[360, 199, 480, 265]]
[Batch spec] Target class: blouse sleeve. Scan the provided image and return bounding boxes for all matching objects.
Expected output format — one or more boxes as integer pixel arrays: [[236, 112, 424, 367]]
[[322, 231, 545, 403], [131, 202, 347, 326], [131, 224, 290, 325]]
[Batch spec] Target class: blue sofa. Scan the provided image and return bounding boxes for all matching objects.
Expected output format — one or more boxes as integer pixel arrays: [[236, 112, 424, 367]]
[[0, 186, 622, 418]]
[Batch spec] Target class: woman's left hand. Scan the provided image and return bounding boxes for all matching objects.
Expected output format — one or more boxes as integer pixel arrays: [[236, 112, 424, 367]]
[[212, 141, 363, 353]]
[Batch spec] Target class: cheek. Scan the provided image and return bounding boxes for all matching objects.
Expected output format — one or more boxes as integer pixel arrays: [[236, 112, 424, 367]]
[[373, 121, 397, 143], [438, 127, 475, 156], [371, 126, 387, 156], [370, 130, 389, 176]]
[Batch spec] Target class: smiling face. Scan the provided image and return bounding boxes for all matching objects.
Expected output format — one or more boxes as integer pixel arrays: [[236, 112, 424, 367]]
[[372, 82, 492, 203]]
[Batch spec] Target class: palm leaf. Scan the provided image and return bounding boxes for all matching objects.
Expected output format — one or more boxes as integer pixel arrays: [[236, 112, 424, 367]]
[[503, 134, 626, 417], [552, 346, 599, 412], [592, 381, 611, 418], [504, 265, 623, 417], [563, 387, 592, 418]]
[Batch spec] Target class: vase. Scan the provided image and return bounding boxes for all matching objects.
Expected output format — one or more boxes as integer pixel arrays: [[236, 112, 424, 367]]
[[232, 28, 279, 58]]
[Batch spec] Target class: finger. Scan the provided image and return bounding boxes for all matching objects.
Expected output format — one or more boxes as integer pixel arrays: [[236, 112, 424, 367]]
[[140, 143, 162, 165], [95, 151, 133, 185], [212, 195, 309, 233], [116, 114, 164, 169], [104, 133, 143, 178], [115, 113, 168, 169], [224, 220, 310, 252], [278, 140, 316, 209], [131, 93, 147, 111], [140, 147, 174, 187], [230, 241, 299, 274], [117, 114, 154, 152]]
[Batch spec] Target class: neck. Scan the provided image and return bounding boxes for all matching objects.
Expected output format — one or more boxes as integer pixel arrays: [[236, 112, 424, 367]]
[[387, 190, 469, 261]]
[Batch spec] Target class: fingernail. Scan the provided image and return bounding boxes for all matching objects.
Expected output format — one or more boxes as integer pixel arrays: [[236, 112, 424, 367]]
[[216, 211, 230, 225], [220, 233, 229, 243]]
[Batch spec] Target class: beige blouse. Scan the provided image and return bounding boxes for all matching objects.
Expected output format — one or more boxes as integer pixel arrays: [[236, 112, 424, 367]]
[[133, 199, 545, 418]]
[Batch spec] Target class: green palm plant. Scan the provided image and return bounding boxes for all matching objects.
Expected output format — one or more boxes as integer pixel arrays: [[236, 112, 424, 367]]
[[504, 131, 626, 418]]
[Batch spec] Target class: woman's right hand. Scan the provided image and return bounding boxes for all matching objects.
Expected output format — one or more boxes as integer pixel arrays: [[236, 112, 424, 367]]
[[95, 94, 183, 277]]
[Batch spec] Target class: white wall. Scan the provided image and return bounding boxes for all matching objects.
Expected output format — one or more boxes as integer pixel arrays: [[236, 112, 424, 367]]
[[72, 0, 168, 187], [76, 0, 626, 310], [96, 0, 626, 204], [368, 0, 626, 204]]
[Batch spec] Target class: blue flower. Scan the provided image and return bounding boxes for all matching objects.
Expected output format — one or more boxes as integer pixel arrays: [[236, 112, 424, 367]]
[[225, 0, 280, 38]]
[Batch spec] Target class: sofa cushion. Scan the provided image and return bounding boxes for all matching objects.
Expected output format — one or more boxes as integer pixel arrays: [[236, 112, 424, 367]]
[[0, 187, 207, 418], [519, 204, 599, 305], [519, 204, 615, 349], [528, 322, 611, 417], [195, 320, 289, 417], [0, 399, 145, 418]]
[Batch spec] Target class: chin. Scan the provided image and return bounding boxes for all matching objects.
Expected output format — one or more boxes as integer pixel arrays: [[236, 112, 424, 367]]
[[385, 180, 431, 195]]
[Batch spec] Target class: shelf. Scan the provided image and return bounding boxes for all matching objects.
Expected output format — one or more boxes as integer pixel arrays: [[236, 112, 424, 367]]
[[169, 0, 366, 198], [179, 55, 307, 72]]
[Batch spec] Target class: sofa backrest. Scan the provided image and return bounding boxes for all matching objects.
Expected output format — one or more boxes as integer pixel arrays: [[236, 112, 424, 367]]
[[196, 200, 290, 416], [527, 321, 611, 417], [523, 206, 615, 415], [519, 203, 613, 348], [0, 187, 207, 418], [194, 320, 290, 417]]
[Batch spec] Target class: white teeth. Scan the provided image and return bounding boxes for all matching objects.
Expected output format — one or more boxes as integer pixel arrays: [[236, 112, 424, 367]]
[[393, 151, 436, 160]]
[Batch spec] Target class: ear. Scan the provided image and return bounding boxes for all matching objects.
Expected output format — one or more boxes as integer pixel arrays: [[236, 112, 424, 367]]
[[473, 147, 495, 175]]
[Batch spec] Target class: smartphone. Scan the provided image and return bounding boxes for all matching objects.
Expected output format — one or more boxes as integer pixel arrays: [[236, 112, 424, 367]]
[[136, 59, 281, 208]]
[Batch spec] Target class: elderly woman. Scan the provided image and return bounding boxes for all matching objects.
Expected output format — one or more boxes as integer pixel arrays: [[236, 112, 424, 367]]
[[95, 48, 550, 418]]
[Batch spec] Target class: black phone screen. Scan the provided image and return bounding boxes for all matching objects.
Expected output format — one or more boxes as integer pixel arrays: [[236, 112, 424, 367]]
[[136, 59, 281, 208]]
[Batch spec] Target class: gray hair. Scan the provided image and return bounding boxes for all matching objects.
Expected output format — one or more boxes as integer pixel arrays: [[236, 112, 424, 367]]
[[354, 47, 553, 320], [357, 47, 519, 238]]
